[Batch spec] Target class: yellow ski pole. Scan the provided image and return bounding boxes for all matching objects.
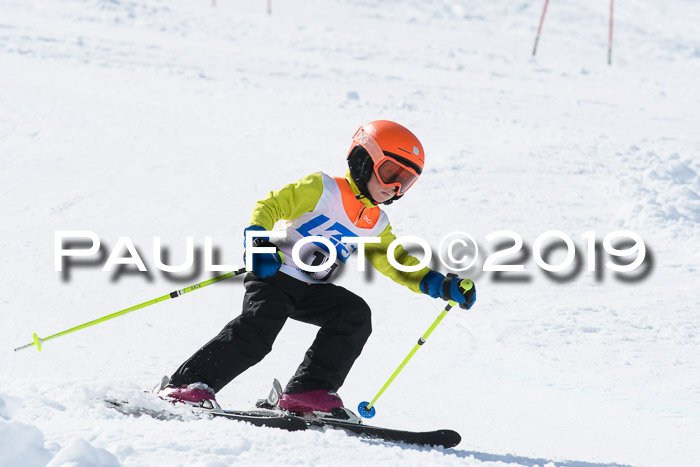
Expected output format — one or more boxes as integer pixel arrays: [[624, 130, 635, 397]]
[[358, 278, 473, 418], [14, 268, 247, 352]]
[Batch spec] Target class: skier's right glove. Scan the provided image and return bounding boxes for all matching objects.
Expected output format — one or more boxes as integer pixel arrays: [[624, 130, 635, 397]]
[[243, 226, 284, 279], [420, 271, 476, 310]]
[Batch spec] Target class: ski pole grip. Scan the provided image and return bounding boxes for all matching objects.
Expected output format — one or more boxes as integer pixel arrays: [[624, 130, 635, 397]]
[[459, 279, 473, 293]]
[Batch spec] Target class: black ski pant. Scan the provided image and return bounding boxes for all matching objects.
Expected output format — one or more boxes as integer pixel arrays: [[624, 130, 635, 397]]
[[169, 272, 372, 394]]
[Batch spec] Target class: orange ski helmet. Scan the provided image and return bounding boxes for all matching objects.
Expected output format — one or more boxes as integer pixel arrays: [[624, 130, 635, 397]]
[[347, 120, 424, 204]]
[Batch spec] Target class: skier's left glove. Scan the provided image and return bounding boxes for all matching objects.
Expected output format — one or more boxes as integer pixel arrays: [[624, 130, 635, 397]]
[[420, 270, 476, 310], [243, 225, 284, 279]]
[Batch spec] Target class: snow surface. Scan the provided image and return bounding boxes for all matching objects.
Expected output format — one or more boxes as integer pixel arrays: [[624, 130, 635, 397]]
[[2, 0, 700, 466]]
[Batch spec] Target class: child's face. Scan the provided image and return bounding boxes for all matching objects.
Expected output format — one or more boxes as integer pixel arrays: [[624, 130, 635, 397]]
[[366, 172, 397, 204]]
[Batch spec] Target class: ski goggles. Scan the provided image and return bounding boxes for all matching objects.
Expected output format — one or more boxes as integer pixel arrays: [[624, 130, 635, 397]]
[[352, 128, 421, 195]]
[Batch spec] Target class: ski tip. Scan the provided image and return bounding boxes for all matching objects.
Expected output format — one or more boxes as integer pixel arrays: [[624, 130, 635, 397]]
[[357, 401, 375, 419], [438, 429, 461, 448]]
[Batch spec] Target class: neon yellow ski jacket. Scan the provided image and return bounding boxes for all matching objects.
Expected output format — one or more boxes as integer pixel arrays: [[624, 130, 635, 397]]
[[249, 172, 430, 293]]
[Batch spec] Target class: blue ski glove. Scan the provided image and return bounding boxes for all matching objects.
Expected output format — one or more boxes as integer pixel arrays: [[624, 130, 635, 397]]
[[420, 271, 476, 310], [243, 225, 284, 279]]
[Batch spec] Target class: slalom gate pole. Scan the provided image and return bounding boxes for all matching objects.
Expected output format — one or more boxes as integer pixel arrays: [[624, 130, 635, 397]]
[[14, 268, 247, 353], [358, 279, 473, 419], [532, 0, 550, 56], [608, 0, 614, 65]]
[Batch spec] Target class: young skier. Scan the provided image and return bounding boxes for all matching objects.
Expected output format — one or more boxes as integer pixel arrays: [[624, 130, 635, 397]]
[[159, 120, 476, 415]]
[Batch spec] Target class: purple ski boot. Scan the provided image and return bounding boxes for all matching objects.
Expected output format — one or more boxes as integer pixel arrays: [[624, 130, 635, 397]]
[[278, 389, 362, 423], [158, 381, 219, 409], [278, 389, 344, 414], [257, 379, 363, 423]]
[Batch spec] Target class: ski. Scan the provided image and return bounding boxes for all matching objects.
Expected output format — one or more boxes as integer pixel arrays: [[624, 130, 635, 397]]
[[259, 378, 461, 448]]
